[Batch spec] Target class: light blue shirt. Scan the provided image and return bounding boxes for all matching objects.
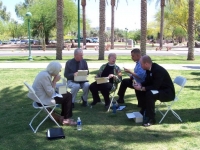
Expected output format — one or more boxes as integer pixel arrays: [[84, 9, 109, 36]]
[[133, 61, 146, 83]]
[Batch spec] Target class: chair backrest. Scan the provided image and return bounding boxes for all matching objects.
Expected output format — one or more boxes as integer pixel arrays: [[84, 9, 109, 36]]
[[24, 82, 43, 104], [173, 76, 187, 100]]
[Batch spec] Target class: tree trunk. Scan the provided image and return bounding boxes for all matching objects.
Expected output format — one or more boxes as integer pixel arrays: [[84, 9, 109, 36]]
[[56, 0, 63, 60], [110, 0, 115, 49], [81, 0, 87, 46], [159, 0, 165, 49], [140, 0, 147, 55], [187, 0, 195, 60], [99, 0, 106, 60]]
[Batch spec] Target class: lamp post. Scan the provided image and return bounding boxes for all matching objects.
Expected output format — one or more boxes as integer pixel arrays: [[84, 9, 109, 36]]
[[125, 28, 128, 49], [77, 0, 80, 48], [26, 12, 32, 60]]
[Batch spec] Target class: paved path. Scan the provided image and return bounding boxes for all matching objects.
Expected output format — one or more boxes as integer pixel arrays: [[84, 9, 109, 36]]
[[0, 62, 199, 70]]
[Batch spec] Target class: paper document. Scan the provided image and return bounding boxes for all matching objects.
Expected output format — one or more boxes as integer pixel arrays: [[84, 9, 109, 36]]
[[74, 70, 88, 81], [126, 113, 136, 119], [117, 106, 126, 111], [52, 92, 63, 98], [95, 77, 109, 84], [151, 90, 159, 94]]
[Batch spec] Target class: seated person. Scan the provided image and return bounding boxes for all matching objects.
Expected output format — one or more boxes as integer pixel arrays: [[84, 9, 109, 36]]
[[28, 61, 76, 125], [134, 55, 175, 127], [89, 53, 122, 108], [64, 48, 90, 108], [117, 48, 146, 110]]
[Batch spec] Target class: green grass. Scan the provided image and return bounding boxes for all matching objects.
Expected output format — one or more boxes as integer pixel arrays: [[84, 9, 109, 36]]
[[0, 55, 200, 64], [0, 68, 200, 150]]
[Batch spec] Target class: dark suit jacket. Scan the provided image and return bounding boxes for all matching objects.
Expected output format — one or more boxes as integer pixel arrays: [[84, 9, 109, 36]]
[[64, 58, 89, 80], [141, 63, 175, 101]]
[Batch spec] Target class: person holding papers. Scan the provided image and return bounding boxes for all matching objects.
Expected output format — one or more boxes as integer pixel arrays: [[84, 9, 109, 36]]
[[28, 61, 76, 126], [64, 48, 90, 108], [117, 48, 146, 110], [134, 55, 175, 127], [89, 53, 122, 109]]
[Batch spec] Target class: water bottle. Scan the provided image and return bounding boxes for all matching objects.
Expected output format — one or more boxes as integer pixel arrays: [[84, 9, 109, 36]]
[[77, 117, 82, 130], [112, 102, 116, 114]]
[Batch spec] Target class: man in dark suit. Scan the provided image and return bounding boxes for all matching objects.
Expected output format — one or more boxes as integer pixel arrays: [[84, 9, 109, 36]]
[[134, 55, 175, 127]]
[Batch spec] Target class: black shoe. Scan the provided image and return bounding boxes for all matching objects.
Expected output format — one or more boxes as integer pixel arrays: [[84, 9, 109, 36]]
[[117, 98, 124, 104], [72, 103, 75, 109], [90, 101, 98, 106], [81, 96, 88, 107], [143, 118, 156, 127]]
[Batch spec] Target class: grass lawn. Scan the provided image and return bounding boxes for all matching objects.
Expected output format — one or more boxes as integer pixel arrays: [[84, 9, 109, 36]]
[[0, 55, 200, 64], [0, 68, 200, 150]]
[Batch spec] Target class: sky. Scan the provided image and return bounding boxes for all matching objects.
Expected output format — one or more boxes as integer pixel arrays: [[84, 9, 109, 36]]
[[1, 0, 158, 31]]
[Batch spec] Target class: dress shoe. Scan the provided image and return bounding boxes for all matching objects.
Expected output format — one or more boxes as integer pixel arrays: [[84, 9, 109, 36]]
[[117, 98, 124, 104], [143, 118, 156, 127], [81, 96, 88, 107]]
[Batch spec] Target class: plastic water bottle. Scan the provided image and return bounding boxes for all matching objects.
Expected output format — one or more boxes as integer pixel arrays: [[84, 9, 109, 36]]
[[112, 102, 116, 114], [77, 117, 82, 130]]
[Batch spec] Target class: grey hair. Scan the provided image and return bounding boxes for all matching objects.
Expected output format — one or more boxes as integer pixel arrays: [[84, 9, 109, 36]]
[[74, 48, 83, 55], [46, 61, 62, 75], [108, 53, 116, 59]]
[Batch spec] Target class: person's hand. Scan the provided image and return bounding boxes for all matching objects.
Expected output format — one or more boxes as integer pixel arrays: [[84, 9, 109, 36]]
[[108, 74, 115, 79], [74, 72, 78, 76], [53, 74, 61, 83], [123, 67, 131, 73], [133, 84, 142, 91]]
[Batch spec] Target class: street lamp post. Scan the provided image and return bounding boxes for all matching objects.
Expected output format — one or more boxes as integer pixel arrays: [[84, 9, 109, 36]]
[[77, 0, 80, 48], [26, 12, 32, 60], [125, 28, 128, 49]]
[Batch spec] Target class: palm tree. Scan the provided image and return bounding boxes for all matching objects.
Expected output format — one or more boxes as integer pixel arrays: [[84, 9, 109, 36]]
[[56, 0, 63, 60], [140, 0, 147, 55], [110, 0, 115, 49], [99, 0, 106, 60], [187, 0, 195, 60], [159, 0, 165, 49], [81, 0, 87, 46]]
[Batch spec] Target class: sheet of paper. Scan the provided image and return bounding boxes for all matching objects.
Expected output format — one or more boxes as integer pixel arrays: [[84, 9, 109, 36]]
[[77, 70, 88, 76], [117, 106, 126, 111], [52, 92, 63, 98], [151, 90, 159, 94], [95, 77, 109, 84], [126, 113, 136, 119]]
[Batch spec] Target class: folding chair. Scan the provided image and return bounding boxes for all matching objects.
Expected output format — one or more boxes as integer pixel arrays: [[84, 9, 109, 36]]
[[156, 76, 187, 123], [24, 82, 60, 133]]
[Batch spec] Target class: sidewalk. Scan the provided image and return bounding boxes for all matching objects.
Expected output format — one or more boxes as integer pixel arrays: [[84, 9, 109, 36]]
[[0, 62, 199, 70]]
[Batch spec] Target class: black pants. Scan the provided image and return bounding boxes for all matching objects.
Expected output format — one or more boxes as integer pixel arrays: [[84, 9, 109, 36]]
[[54, 92, 72, 119], [141, 90, 173, 119], [117, 78, 144, 107], [89, 81, 113, 106]]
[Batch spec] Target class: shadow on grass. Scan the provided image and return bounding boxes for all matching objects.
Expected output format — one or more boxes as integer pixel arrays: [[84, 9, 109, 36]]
[[0, 84, 200, 149]]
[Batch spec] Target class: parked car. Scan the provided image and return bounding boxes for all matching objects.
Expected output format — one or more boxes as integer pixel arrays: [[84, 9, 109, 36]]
[[2, 40, 11, 44], [10, 39, 16, 44], [74, 37, 93, 43], [20, 39, 28, 44], [92, 37, 99, 43]]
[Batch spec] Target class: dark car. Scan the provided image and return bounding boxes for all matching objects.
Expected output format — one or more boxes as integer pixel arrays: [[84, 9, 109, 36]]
[[74, 37, 93, 43]]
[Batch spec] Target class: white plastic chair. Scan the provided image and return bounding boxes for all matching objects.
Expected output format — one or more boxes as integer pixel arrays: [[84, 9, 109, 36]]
[[24, 82, 60, 133], [156, 76, 187, 123]]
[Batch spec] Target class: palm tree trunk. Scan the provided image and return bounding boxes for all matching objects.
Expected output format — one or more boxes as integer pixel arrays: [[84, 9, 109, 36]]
[[81, 0, 87, 46], [99, 0, 106, 60], [56, 0, 63, 60], [159, 0, 165, 49], [111, 0, 115, 49], [140, 0, 147, 55], [187, 0, 195, 60]]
